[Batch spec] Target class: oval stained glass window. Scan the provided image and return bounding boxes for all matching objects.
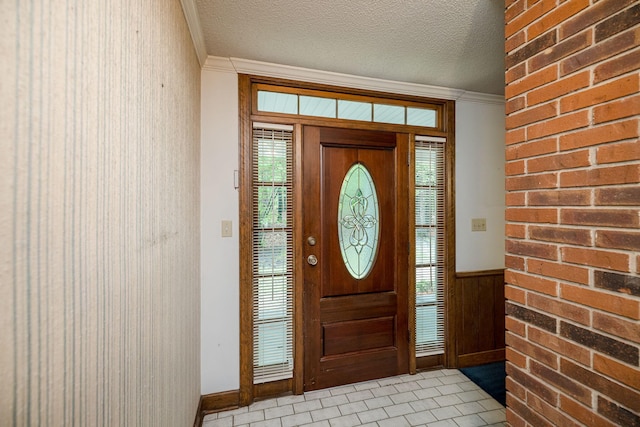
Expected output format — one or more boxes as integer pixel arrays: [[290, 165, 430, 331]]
[[337, 163, 380, 279]]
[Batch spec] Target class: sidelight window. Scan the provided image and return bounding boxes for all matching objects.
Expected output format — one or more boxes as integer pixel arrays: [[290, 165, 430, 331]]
[[415, 136, 446, 356], [252, 124, 294, 383]]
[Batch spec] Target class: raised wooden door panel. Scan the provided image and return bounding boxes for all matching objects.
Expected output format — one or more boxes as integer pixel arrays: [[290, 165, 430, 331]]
[[303, 126, 409, 391]]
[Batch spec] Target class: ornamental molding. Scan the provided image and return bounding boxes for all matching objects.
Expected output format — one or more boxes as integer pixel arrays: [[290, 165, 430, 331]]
[[179, 0, 207, 66], [203, 56, 504, 105]]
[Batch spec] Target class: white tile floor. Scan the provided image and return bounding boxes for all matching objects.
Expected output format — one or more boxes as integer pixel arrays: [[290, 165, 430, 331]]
[[203, 369, 506, 427]]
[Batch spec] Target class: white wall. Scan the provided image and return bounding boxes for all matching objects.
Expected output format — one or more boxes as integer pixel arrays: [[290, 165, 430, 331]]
[[201, 68, 240, 393], [199, 62, 505, 394], [455, 99, 506, 272]]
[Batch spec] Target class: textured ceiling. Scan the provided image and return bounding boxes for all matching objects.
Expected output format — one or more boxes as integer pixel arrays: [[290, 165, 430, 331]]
[[194, 0, 506, 95]]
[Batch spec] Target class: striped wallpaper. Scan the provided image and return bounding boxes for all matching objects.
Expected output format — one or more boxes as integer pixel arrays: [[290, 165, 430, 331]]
[[2, 1, 201, 426]]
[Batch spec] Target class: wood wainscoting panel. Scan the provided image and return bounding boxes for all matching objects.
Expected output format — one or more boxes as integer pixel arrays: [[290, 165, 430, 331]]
[[455, 269, 506, 368]]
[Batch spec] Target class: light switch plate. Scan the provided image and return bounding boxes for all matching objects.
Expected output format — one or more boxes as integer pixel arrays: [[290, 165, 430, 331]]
[[221, 220, 232, 237], [471, 218, 486, 232]]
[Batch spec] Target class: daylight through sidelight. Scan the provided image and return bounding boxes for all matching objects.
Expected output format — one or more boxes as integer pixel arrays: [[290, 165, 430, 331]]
[[251, 125, 294, 383], [415, 136, 446, 356]]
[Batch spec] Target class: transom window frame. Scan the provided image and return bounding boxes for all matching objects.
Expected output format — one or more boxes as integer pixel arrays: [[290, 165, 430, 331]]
[[253, 83, 443, 128], [250, 82, 445, 132], [239, 74, 456, 405]]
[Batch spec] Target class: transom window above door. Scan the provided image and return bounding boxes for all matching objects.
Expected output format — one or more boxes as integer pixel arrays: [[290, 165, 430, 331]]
[[253, 83, 442, 128]]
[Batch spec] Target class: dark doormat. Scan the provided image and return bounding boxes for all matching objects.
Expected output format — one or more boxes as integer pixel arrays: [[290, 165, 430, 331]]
[[459, 361, 506, 406]]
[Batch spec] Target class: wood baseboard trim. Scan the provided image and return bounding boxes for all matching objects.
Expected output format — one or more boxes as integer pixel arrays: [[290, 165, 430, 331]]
[[457, 349, 505, 368], [455, 269, 505, 279], [195, 390, 241, 426]]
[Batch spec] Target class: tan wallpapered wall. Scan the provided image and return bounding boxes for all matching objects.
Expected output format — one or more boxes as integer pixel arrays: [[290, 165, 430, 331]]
[[1, 1, 201, 425]]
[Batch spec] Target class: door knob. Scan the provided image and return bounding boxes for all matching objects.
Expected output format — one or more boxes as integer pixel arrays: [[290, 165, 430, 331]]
[[307, 255, 318, 266]]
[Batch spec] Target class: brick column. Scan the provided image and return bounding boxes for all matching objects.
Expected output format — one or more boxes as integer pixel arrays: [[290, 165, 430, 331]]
[[504, 1, 639, 426]]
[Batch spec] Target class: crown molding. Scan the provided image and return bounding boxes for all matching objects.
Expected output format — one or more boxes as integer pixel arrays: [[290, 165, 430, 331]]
[[229, 57, 465, 101], [203, 55, 505, 104], [180, 0, 207, 66], [203, 56, 236, 73], [457, 91, 505, 105]]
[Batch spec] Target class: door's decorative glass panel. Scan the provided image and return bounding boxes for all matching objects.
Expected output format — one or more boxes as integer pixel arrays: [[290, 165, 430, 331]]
[[338, 163, 380, 279]]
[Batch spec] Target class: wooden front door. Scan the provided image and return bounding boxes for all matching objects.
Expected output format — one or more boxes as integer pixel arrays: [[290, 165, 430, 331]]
[[302, 126, 409, 391]]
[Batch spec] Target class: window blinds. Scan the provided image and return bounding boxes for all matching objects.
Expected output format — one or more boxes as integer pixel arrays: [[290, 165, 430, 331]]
[[414, 136, 446, 356], [252, 125, 294, 383]]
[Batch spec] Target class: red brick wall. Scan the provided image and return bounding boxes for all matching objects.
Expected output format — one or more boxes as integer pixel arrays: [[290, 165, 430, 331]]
[[504, 1, 640, 426]]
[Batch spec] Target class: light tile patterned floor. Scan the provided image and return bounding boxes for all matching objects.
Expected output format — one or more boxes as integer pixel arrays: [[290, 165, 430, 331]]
[[203, 369, 506, 427]]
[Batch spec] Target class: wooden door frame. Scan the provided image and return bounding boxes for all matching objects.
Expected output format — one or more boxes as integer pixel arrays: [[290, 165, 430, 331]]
[[238, 74, 456, 406]]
